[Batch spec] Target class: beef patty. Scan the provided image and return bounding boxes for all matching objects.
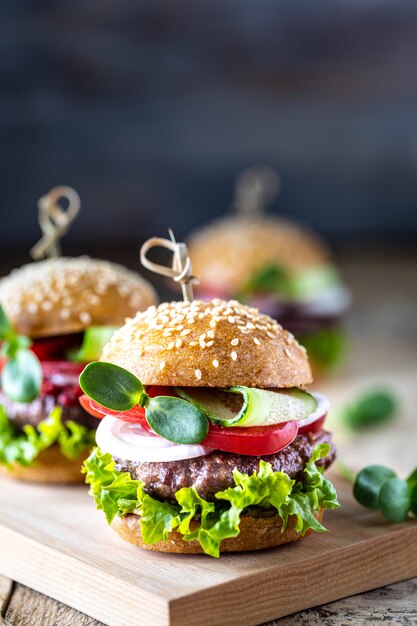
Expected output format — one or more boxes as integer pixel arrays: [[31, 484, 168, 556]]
[[0, 391, 99, 431], [114, 430, 335, 503]]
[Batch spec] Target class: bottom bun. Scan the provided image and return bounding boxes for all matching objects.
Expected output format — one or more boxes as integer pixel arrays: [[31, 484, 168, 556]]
[[0, 445, 89, 484], [111, 507, 324, 554]]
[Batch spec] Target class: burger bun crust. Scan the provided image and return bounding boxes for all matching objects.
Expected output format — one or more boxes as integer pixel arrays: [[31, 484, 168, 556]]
[[101, 299, 312, 388], [111, 507, 324, 554]]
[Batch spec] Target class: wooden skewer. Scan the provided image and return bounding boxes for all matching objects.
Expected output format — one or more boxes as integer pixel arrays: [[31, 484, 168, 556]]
[[140, 230, 199, 302], [234, 165, 281, 215], [30, 186, 80, 260]]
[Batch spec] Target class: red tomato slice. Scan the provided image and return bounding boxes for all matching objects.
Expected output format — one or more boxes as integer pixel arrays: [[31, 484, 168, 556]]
[[202, 420, 299, 456], [79, 394, 148, 424], [31, 335, 81, 361], [298, 414, 326, 435], [79, 386, 178, 422]]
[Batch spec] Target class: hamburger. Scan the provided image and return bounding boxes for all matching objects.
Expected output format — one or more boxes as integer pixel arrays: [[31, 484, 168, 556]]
[[187, 178, 350, 373], [0, 256, 157, 483], [80, 298, 339, 557]]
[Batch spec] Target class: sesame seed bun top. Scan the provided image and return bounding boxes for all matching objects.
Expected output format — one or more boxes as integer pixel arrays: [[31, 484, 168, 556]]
[[100, 298, 312, 388], [0, 257, 158, 338], [187, 215, 330, 294]]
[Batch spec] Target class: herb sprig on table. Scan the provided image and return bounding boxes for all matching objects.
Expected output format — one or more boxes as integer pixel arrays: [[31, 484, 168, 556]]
[[342, 390, 398, 431], [0, 305, 42, 403], [354, 464, 417, 522]]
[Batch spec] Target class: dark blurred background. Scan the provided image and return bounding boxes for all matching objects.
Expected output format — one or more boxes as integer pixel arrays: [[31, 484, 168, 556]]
[[1, 0, 417, 270]]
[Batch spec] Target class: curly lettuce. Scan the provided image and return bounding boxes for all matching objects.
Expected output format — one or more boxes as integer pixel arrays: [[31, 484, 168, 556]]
[[300, 328, 346, 369], [83, 443, 339, 557], [0, 405, 96, 466]]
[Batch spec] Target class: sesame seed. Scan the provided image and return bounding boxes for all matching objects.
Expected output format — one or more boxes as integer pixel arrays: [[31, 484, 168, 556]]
[[60, 309, 70, 320], [209, 320, 217, 328], [159, 360, 166, 370], [253, 337, 261, 345], [212, 359, 219, 368], [207, 330, 215, 339], [284, 348, 292, 358], [27, 302, 38, 314], [267, 331, 275, 338], [188, 318, 195, 324], [189, 341, 198, 347], [231, 338, 239, 346], [175, 339, 182, 348], [231, 351, 237, 361], [195, 369, 202, 380], [228, 316, 235, 323], [206, 340, 214, 347], [180, 329, 192, 336], [199, 333, 206, 341], [80, 311, 92, 324], [42, 300, 53, 311], [167, 342, 175, 350]]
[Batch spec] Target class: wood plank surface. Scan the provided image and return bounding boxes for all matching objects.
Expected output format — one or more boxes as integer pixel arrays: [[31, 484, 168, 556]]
[[4, 578, 416, 626], [0, 471, 416, 626]]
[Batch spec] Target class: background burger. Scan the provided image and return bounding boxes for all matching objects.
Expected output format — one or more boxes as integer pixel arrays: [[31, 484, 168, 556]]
[[80, 298, 339, 557], [0, 256, 157, 483], [187, 167, 351, 374]]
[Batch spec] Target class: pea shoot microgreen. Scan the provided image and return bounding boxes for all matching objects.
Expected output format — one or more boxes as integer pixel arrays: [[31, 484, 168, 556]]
[[0, 304, 42, 403], [79, 362, 208, 445], [354, 464, 417, 523], [342, 389, 398, 431]]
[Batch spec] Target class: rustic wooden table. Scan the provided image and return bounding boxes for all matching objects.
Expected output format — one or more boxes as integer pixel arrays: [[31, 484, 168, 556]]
[[1, 247, 416, 625]]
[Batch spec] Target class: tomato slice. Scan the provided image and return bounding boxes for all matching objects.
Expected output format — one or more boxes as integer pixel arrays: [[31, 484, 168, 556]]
[[298, 414, 326, 435], [31, 335, 81, 361], [79, 386, 177, 424], [202, 420, 299, 456]]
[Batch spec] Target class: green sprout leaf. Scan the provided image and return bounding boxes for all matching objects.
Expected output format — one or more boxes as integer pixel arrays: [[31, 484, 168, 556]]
[[79, 362, 144, 411], [0, 305, 14, 341], [70, 326, 117, 363], [378, 478, 410, 523], [410, 484, 417, 517], [146, 396, 209, 445], [343, 390, 398, 431], [2, 349, 42, 403], [406, 468, 417, 491], [353, 465, 397, 509]]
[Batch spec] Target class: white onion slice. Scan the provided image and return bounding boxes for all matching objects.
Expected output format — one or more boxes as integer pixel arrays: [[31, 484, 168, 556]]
[[297, 392, 330, 428], [299, 286, 351, 316], [96, 415, 213, 463]]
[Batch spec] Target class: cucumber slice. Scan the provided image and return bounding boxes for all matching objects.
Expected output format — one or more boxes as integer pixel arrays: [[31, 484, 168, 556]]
[[174, 386, 318, 428]]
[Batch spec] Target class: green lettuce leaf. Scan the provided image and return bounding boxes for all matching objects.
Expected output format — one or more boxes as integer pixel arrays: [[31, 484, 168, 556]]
[[242, 264, 341, 300], [0, 405, 95, 467], [300, 328, 346, 369], [84, 443, 339, 558]]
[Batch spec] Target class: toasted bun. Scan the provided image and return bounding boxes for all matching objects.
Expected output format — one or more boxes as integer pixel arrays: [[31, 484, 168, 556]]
[[0, 445, 88, 483], [0, 257, 157, 338], [101, 299, 312, 388], [188, 215, 329, 293], [111, 507, 324, 554]]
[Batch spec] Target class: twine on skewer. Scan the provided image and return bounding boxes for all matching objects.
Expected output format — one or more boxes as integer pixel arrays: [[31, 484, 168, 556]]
[[140, 230, 199, 302], [30, 186, 81, 260], [233, 165, 281, 216]]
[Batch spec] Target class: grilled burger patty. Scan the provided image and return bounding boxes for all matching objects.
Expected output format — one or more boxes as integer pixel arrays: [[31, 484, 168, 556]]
[[114, 430, 335, 503], [0, 391, 99, 431]]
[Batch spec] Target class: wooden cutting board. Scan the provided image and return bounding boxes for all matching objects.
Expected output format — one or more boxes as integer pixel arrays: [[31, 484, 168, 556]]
[[0, 474, 416, 626]]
